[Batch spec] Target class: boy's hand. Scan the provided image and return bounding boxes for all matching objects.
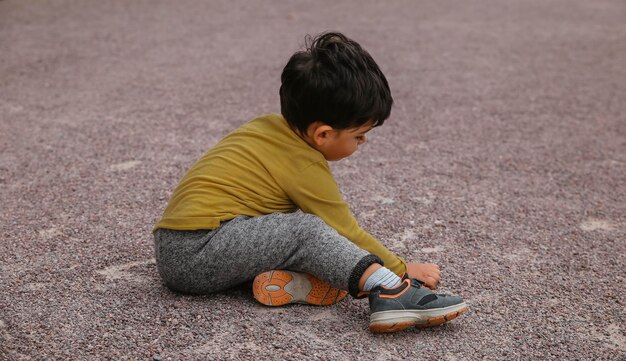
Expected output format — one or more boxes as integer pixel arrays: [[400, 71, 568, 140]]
[[406, 263, 441, 289]]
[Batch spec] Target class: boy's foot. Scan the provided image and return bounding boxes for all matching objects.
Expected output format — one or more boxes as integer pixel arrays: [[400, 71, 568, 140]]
[[253, 270, 347, 306], [368, 278, 468, 333]]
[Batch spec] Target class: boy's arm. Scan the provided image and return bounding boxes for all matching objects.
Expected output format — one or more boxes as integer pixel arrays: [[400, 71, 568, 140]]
[[285, 162, 407, 275]]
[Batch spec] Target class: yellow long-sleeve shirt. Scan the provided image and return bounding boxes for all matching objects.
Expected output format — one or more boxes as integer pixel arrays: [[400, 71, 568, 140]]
[[154, 114, 407, 274]]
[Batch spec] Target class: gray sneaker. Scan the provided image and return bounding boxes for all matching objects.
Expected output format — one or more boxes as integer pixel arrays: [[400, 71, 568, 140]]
[[368, 277, 468, 333]]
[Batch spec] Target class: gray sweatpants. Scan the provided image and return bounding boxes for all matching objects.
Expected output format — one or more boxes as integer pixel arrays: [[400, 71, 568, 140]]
[[153, 212, 382, 297]]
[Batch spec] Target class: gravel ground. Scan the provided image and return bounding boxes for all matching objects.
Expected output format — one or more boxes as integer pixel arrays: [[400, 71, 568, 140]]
[[1, 0, 625, 360]]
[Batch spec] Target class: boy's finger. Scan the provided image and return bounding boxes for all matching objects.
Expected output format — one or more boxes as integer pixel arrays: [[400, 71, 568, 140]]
[[429, 271, 441, 280], [425, 277, 439, 289]]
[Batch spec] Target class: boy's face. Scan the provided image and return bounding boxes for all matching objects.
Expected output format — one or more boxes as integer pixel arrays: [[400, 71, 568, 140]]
[[316, 122, 374, 161]]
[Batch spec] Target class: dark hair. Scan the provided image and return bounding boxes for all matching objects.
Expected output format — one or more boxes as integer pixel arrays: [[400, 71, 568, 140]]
[[279, 32, 393, 134]]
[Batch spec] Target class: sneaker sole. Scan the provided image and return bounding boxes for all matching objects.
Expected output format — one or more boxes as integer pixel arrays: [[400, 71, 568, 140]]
[[253, 270, 348, 306], [369, 303, 468, 333]]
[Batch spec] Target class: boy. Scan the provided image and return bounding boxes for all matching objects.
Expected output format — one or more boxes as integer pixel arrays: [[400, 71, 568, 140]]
[[153, 32, 467, 333]]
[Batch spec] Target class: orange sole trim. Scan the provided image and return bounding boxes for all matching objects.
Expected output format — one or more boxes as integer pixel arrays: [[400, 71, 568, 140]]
[[253, 270, 347, 307], [415, 306, 468, 328], [369, 307, 468, 333], [252, 270, 294, 306], [369, 321, 415, 333], [305, 274, 348, 305]]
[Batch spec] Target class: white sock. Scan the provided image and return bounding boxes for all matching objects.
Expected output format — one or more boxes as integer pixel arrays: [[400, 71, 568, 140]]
[[363, 267, 402, 291]]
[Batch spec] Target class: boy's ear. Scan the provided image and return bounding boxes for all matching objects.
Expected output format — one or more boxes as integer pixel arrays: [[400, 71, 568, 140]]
[[309, 122, 334, 146]]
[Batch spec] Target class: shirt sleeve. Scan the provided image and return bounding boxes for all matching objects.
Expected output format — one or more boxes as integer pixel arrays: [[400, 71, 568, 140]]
[[283, 161, 407, 275]]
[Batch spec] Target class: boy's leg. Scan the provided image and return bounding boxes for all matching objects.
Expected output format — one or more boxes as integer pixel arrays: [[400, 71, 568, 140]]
[[154, 212, 468, 333], [153, 212, 380, 295]]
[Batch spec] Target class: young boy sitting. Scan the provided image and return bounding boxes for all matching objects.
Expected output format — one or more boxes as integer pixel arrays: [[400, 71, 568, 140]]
[[153, 32, 467, 333]]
